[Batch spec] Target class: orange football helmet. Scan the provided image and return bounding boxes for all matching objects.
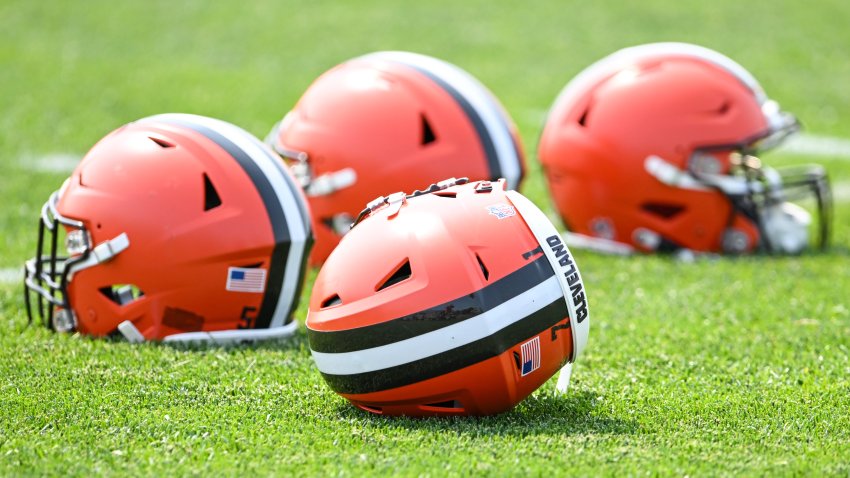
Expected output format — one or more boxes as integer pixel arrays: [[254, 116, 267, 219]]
[[538, 42, 831, 254], [266, 51, 527, 265], [306, 178, 589, 416], [24, 114, 312, 343]]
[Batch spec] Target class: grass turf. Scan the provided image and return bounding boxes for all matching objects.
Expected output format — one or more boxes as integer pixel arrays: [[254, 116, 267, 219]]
[[1, 0, 849, 475]]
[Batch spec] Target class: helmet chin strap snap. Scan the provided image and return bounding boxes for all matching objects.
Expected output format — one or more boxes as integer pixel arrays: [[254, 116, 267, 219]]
[[52, 309, 78, 333], [305, 168, 357, 197], [67, 232, 130, 280], [762, 202, 811, 254]]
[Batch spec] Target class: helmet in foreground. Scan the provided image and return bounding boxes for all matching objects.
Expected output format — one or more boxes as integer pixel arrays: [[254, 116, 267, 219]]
[[306, 178, 588, 416], [24, 113, 312, 343], [538, 42, 831, 254], [267, 51, 527, 265]]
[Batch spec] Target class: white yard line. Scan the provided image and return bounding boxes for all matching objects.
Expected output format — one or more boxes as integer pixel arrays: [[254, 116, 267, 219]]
[[0, 267, 22, 284], [832, 180, 850, 202], [22, 153, 81, 173], [18, 132, 850, 175], [777, 133, 850, 159]]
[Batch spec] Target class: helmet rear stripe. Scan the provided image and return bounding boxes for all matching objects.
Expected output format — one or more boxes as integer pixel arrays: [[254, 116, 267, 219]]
[[309, 271, 563, 377], [307, 254, 553, 353], [318, 295, 568, 395]]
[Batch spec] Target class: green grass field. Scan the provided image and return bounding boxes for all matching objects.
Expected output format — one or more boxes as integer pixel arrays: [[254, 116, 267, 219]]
[[2, 0, 849, 475]]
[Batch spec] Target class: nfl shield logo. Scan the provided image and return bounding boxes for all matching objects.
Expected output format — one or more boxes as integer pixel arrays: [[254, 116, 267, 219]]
[[486, 203, 516, 220], [520, 336, 541, 376]]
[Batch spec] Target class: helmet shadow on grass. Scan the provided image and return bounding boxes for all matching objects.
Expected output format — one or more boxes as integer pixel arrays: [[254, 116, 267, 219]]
[[332, 390, 639, 437]]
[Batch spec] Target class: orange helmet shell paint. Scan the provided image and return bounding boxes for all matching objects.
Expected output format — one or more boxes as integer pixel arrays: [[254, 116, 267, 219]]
[[538, 43, 830, 254], [267, 51, 527, 265], [24, 114, 312, 343], [307, 178, 589, 416]]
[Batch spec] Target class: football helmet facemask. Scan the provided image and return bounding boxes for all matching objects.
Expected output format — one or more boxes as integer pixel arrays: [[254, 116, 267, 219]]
[[24, 114, 312, 343], [266, 51, 527, 265], [307, 178, 589, 416], [538, 42, 831, 255]]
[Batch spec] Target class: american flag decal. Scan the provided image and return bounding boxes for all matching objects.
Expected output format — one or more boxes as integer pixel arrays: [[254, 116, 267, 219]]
[[226, 267, 267, 293], [520, 336, 541, 376]]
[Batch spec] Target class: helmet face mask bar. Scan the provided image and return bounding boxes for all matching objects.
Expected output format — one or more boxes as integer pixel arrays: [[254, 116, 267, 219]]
[[25, 190, 94, 332], [686, 128, 831, 254]]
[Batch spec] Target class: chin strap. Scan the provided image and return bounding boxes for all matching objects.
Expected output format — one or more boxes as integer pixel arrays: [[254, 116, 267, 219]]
[[645, 155, 774, 195], [67, 233, 130, 280], [117, 319, 300, 344], [554, 362, 573, 395], [304, 168, 357, 197], [561, 231, 636, 256]]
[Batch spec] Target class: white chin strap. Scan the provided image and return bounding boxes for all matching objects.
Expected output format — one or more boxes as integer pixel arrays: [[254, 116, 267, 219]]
[[67, 233, 130, 280], [562, 231, 636, 255], [305, 168, 357, 197], [117, 319, 299, 344], [763, 202, 810, 254], [645, 155, 812, 253], [645, 155, 770, 195], [555, 362, 573, 395]]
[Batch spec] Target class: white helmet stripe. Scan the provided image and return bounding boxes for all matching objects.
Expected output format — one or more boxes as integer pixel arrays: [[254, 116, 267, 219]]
[[309, 275, 564, 375], [508, 190, 589, 361], [361, 51, 523, 190]]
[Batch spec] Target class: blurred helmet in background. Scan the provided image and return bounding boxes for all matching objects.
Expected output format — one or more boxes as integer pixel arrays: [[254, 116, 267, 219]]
[[538, 42, 831, 255], [267, 51, 526, 265], [24, 114, 312, 343], [307, 178, 588, 416]]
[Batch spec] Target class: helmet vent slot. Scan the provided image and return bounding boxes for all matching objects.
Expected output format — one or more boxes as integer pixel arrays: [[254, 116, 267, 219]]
[[99, 284, 144, 306], [376, 259, 412, 291], [421, 400, 464, 411], [475, 253, 489, 280], [577, 107, 589, 127], [203, 173, 222, 211], [149, 136, 175, 148], [359, 404, 383, 414], [641, 202, 685, 220], [434, 191, 456, 198], [320, 294, 342, 309], [420, 114, 437, 145]]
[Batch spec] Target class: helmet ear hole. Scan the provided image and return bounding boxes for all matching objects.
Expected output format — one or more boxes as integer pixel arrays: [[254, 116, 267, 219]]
[[99, 284, 144, 306], [641, 202, 685, 220], [375, 259, 412, 291]]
